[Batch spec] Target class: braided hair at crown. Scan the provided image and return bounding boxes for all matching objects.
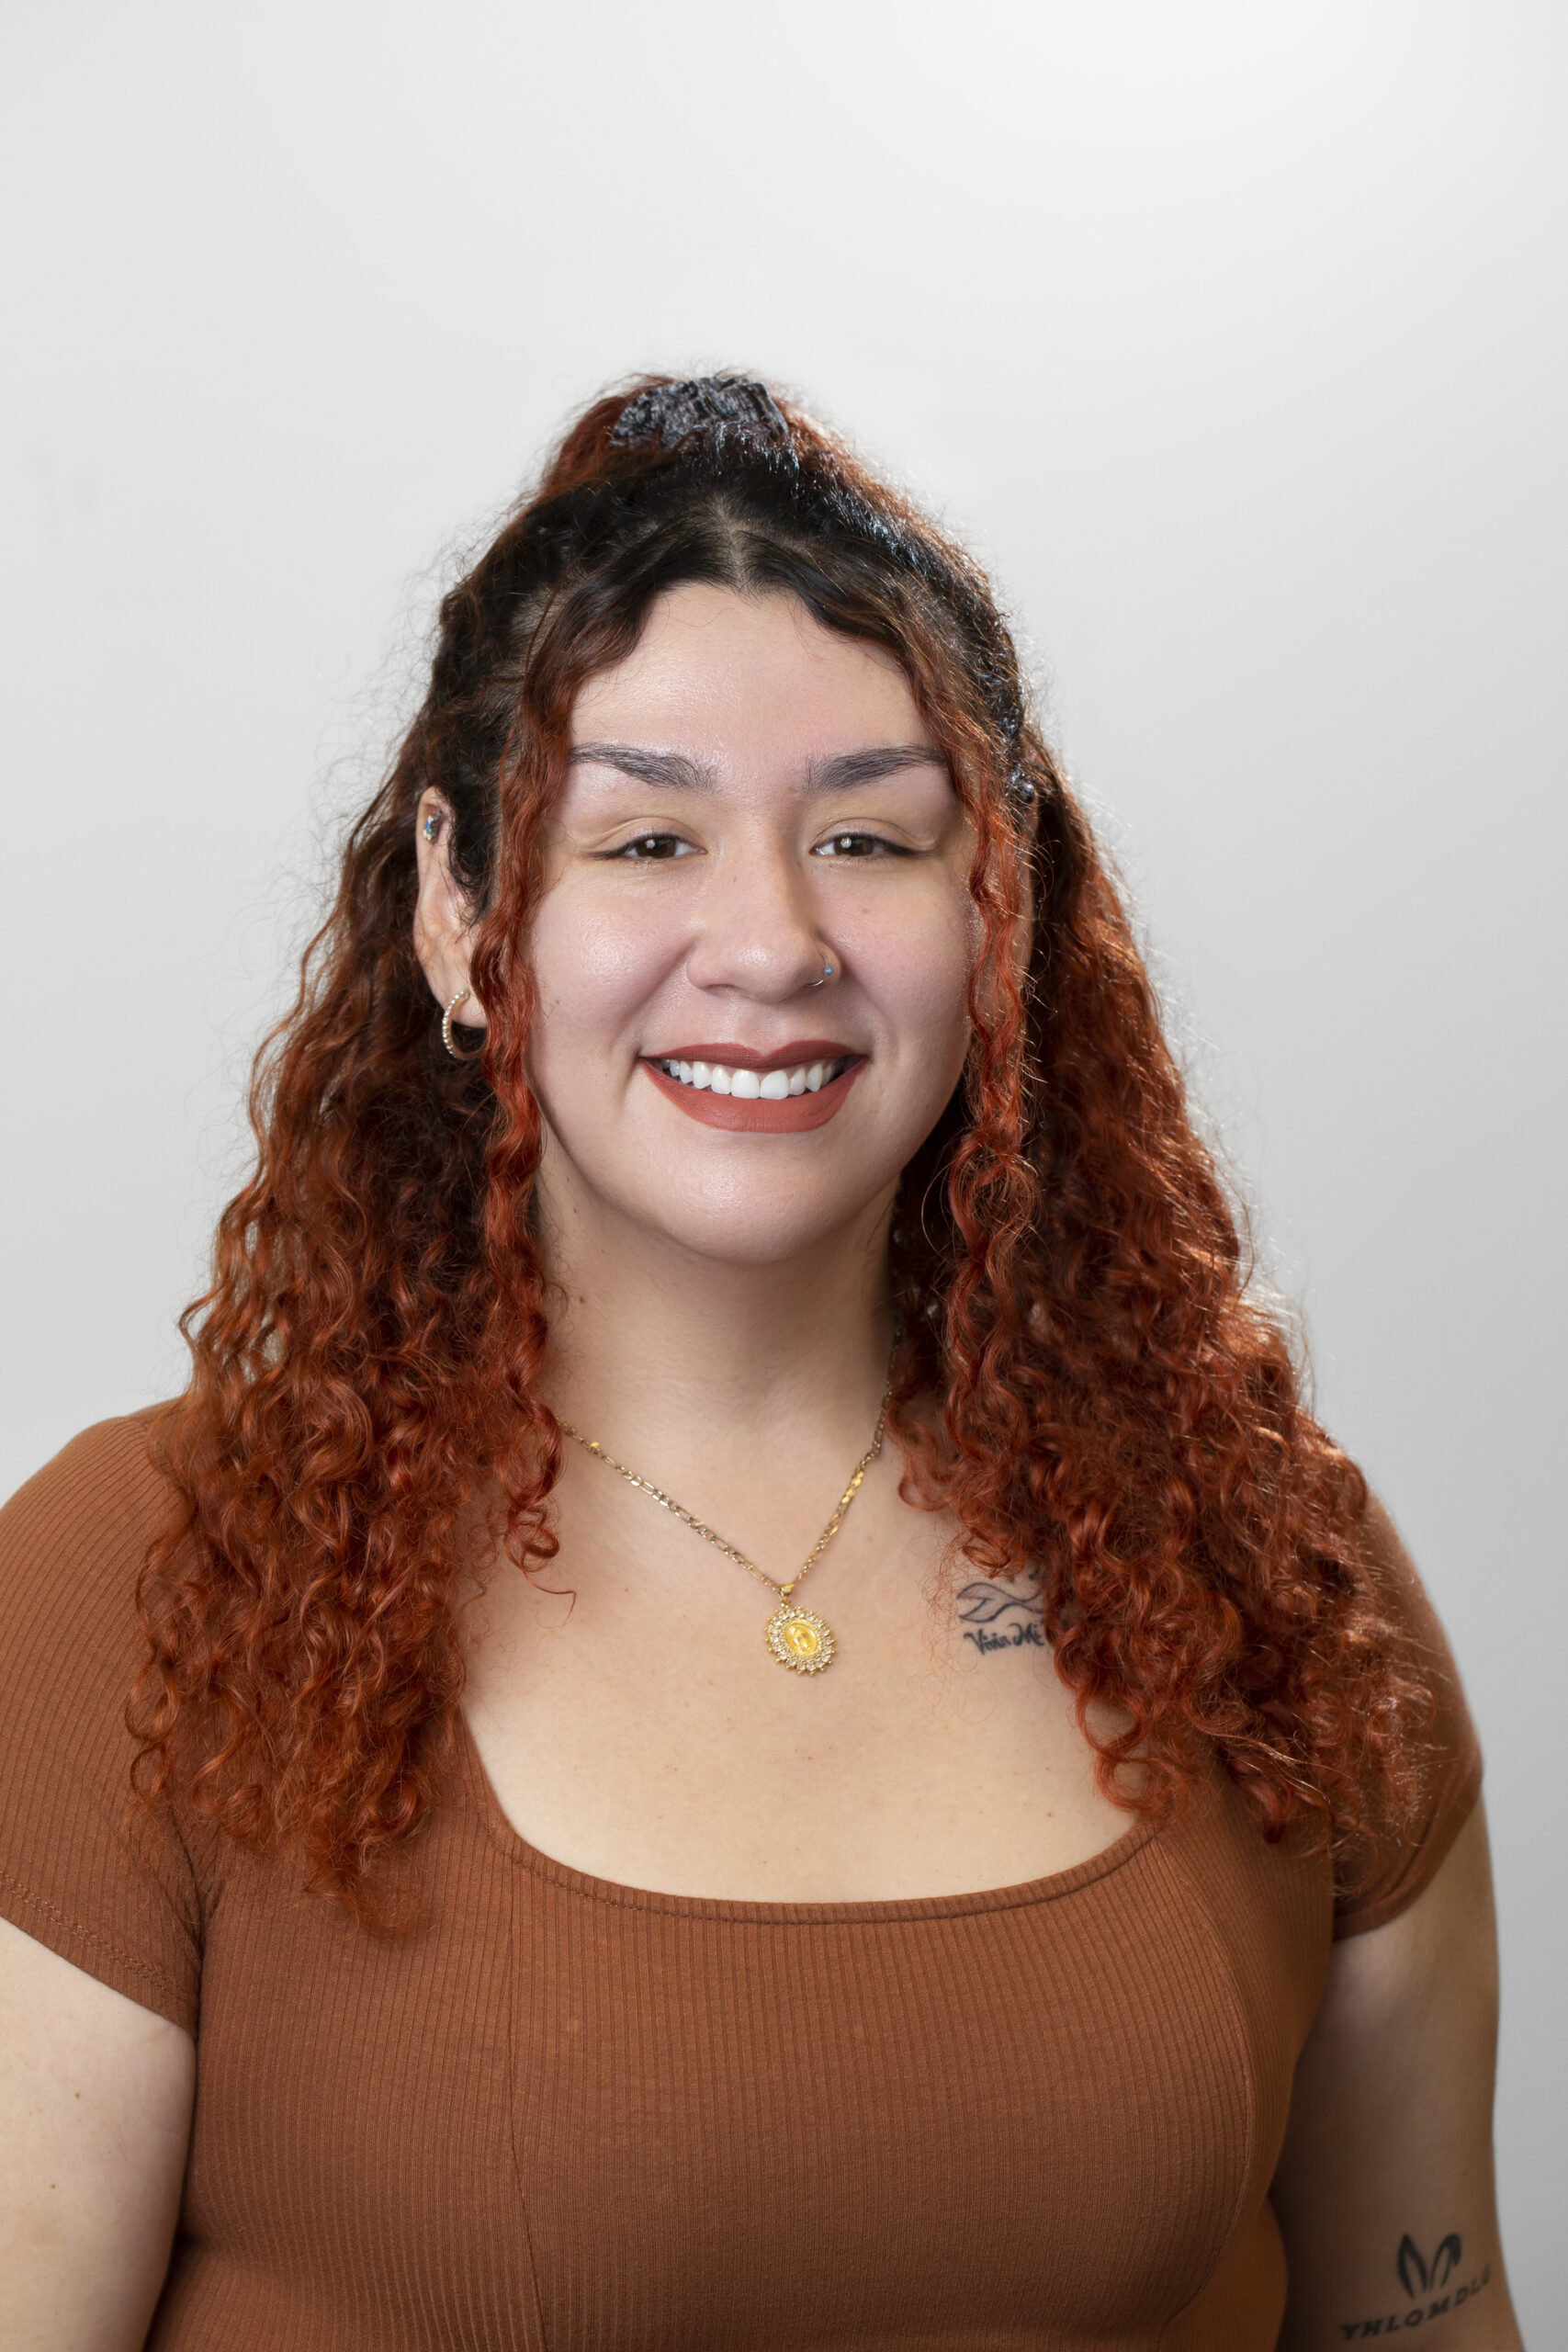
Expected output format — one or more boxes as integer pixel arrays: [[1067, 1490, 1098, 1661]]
[[608, 373, 793, 449]]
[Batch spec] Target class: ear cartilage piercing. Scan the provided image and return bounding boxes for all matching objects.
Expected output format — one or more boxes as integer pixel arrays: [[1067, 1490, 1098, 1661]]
[[422, 812, 441, 842]]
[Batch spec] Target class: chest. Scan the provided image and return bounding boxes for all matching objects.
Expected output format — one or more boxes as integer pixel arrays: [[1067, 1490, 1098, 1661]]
[[459, 1478, 1135, 1903], [164, 1772, 1328, 2352]]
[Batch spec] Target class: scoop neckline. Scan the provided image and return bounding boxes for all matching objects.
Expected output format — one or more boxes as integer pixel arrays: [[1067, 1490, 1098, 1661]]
[[456, 1711, 1167, 1925]]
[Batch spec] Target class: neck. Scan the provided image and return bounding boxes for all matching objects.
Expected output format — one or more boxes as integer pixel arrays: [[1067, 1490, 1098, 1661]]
[[536, 1188, 897, 1477]]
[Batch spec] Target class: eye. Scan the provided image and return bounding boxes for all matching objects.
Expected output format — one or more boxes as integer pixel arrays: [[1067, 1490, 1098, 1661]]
[[605, 831, 697, 862], [812, 830, 908, 860]]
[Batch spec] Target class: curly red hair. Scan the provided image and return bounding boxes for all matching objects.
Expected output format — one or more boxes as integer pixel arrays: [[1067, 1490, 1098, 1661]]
[[132, 376, 1425, 1908]]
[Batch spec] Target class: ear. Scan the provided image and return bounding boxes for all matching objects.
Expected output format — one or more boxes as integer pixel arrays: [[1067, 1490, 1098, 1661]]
[[412, 792, 488, 1030]]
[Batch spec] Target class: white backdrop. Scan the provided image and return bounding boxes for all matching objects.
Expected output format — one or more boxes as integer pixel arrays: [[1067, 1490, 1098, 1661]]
[[4, 0, 1563, 2326]]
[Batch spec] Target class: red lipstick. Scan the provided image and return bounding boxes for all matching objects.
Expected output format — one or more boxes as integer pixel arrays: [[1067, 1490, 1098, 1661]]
[[640, 1043, 865, 1134], [649, 1039, 855, 1071]]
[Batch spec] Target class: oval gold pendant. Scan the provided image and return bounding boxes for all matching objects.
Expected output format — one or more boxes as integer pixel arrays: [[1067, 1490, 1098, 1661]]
[[765, 1602, 835, 1673]]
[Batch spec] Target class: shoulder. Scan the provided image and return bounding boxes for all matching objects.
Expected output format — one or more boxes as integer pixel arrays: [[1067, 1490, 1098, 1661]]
[[1356, 1488, 1457, 1636], [1333, 1487, 1483, 1939], [0, 1411, 179, 1680], [0, 1409, 188, 1853], [0, 1410, 204, 2031], [3, 1408, 176, 1532]]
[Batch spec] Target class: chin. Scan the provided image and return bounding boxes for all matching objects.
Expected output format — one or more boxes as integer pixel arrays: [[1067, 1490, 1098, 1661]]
[[617, 1173, 889, 1268], [536, 1119, 901, 1268]]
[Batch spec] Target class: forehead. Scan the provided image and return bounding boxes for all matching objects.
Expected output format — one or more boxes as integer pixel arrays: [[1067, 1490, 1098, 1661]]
[[569, 583, 931, 758]]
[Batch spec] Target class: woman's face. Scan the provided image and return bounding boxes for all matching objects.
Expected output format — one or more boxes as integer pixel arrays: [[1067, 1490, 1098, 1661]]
[[525, 582, 977, 1267]]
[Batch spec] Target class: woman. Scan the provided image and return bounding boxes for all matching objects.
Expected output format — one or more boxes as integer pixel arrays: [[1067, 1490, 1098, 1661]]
[[0, 376, 1521, 2349]]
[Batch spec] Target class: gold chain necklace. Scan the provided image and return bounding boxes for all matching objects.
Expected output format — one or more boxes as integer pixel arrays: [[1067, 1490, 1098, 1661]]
[[558, 1382, 890, 1675]]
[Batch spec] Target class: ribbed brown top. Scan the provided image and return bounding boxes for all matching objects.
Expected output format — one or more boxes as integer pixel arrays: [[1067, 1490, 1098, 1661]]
[[0, 1418, 1482, 2351]]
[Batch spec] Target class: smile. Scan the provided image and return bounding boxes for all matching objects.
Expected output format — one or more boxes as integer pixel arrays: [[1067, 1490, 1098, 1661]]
[[649, 1054, 852, 1098], [640, 1043, 866, 1134]]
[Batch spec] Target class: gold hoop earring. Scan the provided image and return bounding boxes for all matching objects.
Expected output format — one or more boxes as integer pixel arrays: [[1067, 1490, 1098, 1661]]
[[442, 989, 483, 1062]]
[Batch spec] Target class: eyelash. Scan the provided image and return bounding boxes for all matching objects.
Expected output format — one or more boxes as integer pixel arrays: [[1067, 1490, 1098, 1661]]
[[606, 833, 693, 862], [815, 831, 908, 861], [604, 830, 909, 863]]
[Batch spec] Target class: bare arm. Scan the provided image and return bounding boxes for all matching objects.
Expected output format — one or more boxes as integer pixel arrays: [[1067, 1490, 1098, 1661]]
[[1272, 1801, 1523, 2348], [0, 1916, 194, 2349]]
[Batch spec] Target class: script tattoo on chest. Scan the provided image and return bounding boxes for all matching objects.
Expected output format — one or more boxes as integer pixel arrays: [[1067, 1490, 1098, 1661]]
[[955, 1573, 1047, 1657], [1337, 2229, 1493, 2337]]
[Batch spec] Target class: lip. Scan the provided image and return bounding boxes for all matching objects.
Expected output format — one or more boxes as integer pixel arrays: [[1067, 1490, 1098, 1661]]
[[641, 1049, 866, 1134]]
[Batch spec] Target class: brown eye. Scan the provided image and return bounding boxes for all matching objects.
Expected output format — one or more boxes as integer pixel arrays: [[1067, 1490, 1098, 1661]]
[[814, 831, 904, 859], [615, 832, 690, 861]]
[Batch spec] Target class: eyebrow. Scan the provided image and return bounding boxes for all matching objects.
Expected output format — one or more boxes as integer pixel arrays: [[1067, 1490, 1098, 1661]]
[[804, 744, 947, 788], [568, 741, 946, 791], [568, 741, 717, 790]]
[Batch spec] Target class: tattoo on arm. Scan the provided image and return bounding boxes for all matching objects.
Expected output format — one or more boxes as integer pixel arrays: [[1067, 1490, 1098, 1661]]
[[955, 1576, 1047, 1656], [1337, 2229, 1493, 2337]]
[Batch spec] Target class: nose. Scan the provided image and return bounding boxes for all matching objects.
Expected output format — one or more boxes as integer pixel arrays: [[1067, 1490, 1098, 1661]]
[[681, 843, 832, 1002]]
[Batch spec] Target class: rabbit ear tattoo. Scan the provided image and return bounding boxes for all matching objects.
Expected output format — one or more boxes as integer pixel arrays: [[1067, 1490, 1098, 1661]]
[[1397, 2233, 1462, 2300]]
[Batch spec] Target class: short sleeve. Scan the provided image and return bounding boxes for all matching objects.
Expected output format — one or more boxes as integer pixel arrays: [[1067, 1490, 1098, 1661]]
[[1332, 1491, 1483, 1940], [0, 1415, 202, 2030]]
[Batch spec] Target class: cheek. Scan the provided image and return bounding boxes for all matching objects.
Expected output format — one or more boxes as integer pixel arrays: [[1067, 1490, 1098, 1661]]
[[527, 887, 681, 1049], [855, 888, 975, 1075]]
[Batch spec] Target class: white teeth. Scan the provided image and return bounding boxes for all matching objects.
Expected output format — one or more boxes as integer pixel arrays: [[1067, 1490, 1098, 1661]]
[[655, 1055, 849, 1096]]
